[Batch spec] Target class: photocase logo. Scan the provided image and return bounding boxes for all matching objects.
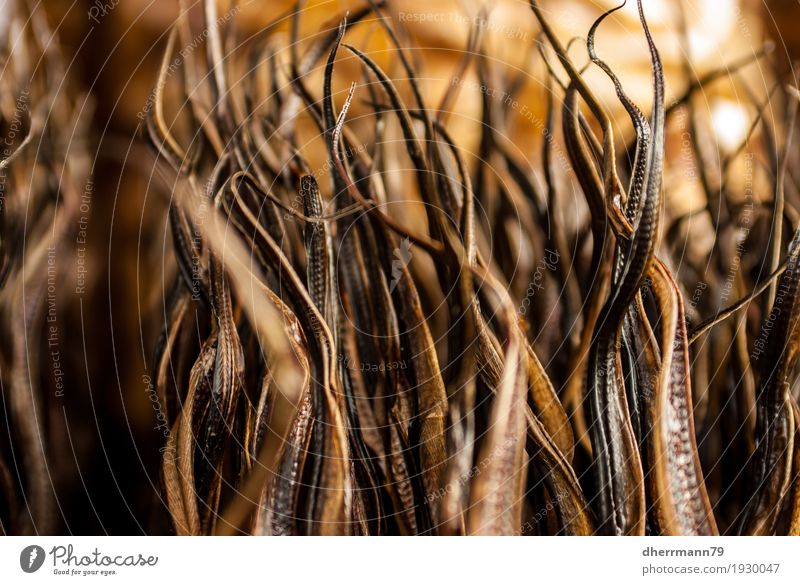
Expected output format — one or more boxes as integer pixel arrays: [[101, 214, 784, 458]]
[[389, 238, 413, 292], [20, 545, 46, 573]]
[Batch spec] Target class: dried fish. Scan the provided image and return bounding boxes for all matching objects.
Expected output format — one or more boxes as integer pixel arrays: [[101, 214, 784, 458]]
[[5, 0, 800, 539]]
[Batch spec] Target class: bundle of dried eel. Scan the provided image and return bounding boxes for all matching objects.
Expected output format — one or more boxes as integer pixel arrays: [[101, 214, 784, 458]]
[[136, 0, 800, 535]]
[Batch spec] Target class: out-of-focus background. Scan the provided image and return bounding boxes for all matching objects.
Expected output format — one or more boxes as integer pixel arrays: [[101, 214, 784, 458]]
[[3, 0, 792, 533]]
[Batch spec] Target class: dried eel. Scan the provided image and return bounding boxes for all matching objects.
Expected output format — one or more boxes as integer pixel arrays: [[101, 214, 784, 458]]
[[739, 230, 800, 535], [643, 260, 718, 535]]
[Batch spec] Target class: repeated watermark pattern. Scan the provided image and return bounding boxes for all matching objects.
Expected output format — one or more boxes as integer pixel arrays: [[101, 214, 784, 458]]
[[75, 178, 93, 295], [398, 11, 529, 41], [338, 354, 408, 373], [423, 436, 519, 505], [87, 0, 119, 25], [389, 237, 412, 293], [137, 3, 242, 122], [450, 75, 572, 172], [519, 248, 560, 315]]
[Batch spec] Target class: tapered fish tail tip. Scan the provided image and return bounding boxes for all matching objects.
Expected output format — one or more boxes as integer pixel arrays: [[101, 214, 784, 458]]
[[589, 0, 628, 50], [637, 0, 659, 49]]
